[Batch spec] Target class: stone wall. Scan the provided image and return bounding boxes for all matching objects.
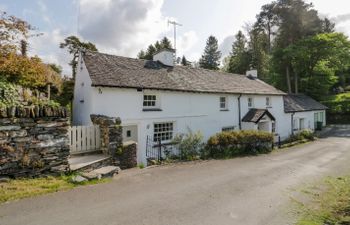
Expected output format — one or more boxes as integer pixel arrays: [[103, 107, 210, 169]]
[[90, 114, 137, 168], [0, 106, 69, 178], [119, 141, 137, 169], [90, 114, 123, 158]]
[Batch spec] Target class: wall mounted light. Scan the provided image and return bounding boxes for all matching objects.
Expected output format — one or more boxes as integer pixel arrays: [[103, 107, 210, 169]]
[[98, 88, 103, 94]]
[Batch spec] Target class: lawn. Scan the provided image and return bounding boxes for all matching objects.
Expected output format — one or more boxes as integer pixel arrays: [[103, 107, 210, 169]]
[[0, 175, 110, 204], [296, 176, 350, 225]]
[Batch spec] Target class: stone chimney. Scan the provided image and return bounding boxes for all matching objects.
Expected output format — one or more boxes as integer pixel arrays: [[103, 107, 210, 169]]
[[246, 69, 258, 79], [153, 49, 175, 67]]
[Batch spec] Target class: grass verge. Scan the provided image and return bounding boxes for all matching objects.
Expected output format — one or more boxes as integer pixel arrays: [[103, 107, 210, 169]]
[[0, 174, 110, 204], [296, 176, 350, 225]]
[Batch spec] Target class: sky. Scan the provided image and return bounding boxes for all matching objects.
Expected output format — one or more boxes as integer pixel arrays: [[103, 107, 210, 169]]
[[1, 0, 350, 76]]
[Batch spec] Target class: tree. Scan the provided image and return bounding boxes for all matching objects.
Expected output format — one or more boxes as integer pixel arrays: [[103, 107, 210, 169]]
[[181, 55, 190, 66], [199, 35, 221, 70], [255, 3, 279, 53], [285, 33, 350, 98], [137, 37, 173, 60], [0, 11, 33, 55], [60, 36, 98, 78], [321, 18, 335, 33], [227, 31, 251, 74], [272, 0, 324, 93]]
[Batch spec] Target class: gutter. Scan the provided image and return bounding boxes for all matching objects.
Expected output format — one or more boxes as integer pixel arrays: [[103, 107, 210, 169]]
[[238, 94, 242, 130], [291, 112, 295, 135]]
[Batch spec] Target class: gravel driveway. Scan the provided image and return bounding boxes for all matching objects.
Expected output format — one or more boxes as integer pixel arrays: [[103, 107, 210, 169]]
[[1, 126, 350, 225]]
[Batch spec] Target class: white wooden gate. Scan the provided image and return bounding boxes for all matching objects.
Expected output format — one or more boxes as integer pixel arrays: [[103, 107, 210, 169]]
[[69, 125, 101, 154]]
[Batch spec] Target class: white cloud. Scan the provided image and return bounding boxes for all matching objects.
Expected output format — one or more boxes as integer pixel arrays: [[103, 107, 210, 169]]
[[28, 29, 72, 76], [219, 35, 234, 58], [78, 0, 170, 57], [177, 31, 198, 58]]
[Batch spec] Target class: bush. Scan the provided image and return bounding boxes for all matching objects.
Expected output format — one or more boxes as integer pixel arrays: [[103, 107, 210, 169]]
[[205, 130, 274, 159], [172, 129, 204, 161], [345, 85, 350, 92], [286, 129, 315, 143]]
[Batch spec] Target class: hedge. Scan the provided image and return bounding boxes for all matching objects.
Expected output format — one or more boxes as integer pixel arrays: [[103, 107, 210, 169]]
[[204, 130, 274, 159]]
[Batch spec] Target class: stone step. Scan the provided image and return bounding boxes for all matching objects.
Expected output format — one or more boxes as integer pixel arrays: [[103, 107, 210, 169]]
[[81, 166, 120, 180], [69, 154, 113, 172]]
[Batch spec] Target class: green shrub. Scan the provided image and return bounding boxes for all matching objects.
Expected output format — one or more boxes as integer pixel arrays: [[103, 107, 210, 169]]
[[345, 85, 350, 92], [205, 130, 274, 159], [172, 129, 204, 161], [286, 129, 315, 143]]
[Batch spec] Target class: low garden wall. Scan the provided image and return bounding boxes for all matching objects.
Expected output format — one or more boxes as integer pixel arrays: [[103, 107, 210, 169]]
[[0, 106, 69, 178]]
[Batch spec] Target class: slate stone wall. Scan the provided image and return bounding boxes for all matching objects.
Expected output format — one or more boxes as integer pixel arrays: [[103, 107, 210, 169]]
[[119, 141, 137, 169], [0, 106, 69, 178], [90, 114, 123, 159]]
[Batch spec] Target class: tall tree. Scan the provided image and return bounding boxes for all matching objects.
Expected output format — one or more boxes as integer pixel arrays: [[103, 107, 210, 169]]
[[271, 0, 324, 93], [199, 35, 221, 70], [227, 31, 251, 74], [255, 3, 279, 53], [138, 37, 173, 60], [60, 36, 98, 78], [285, 33, 350, 98], [181, 55, 190, 66]]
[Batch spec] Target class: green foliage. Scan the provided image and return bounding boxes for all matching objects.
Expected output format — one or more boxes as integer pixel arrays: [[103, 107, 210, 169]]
[[199, 35, 221, 70], [0, 80, 20, 108], [138, 163, 145, 169], [205, 130, 274, 159], [286, 129, 315, 143], [53, 77, 74, 107], [138, 37, 173, 60], [60, 35, 98, 78], [226, 31, 251, 74], [296, 176, 350, 225], [172, 129, 204, 161], [344, 85, 350, 92]]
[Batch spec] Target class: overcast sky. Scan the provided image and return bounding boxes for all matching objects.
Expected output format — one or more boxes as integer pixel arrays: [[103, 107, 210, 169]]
[[2, 0, 350, 76]]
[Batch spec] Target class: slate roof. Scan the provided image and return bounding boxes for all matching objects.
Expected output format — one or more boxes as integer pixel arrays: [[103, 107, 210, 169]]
[[242, 109, 275, 123], [283, 94, 328, 113], [82, 51, 285, 95]]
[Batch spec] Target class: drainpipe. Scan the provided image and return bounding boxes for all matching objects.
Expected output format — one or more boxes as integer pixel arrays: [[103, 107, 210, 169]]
[[238, 94, 242, 130], [291, 112, 295, 135]]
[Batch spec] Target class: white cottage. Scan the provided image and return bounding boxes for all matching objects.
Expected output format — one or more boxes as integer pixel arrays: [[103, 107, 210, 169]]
[[73, 49, 326, 163]]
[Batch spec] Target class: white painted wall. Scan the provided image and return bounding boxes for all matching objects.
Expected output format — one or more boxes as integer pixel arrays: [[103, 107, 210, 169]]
[[73, 56, 326, 163], [73, 53, 94, 125]]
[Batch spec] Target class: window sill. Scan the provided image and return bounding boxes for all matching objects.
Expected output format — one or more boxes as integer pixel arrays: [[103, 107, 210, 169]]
[[266, 106, 272, 108], [143, 108, 162, 112], [220, 109, 229, 111]]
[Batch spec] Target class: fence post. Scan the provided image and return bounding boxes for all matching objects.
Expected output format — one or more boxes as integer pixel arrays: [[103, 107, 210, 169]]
[[158, 139, 162, 162]]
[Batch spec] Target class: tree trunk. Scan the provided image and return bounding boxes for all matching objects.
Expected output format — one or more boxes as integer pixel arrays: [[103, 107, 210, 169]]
[[294, 72, 298, 94], [286, 66, 292, 93]]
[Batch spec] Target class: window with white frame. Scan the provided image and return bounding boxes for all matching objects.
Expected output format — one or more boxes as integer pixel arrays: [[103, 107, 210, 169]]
[[153, 122, 173, 142], [293, 118, 298, 131], [266, 97, 271, 107], [272, 121, 276, 133], [248, 97, 254, 108], [220, 96, 227, 110], [143, 94, 157, 108], [299, 118, 305, 130]]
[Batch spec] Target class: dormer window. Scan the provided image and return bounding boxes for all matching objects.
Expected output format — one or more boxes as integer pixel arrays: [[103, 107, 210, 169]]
[[248, 97, 254, 108]]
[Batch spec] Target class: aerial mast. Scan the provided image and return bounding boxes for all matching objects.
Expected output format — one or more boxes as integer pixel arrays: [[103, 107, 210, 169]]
[[167, 20, 182, 59]]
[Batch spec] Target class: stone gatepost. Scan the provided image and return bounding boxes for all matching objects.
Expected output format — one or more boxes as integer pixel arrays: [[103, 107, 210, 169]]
[[90, 115, 123, 159]]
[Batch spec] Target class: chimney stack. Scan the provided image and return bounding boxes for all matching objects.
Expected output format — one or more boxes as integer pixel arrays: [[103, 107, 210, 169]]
[[153, 49, 175, 67], [246, 69, 258, 79]]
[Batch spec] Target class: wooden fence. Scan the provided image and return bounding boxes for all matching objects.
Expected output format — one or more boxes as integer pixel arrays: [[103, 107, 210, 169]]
[[69, 125, 101, 155]]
